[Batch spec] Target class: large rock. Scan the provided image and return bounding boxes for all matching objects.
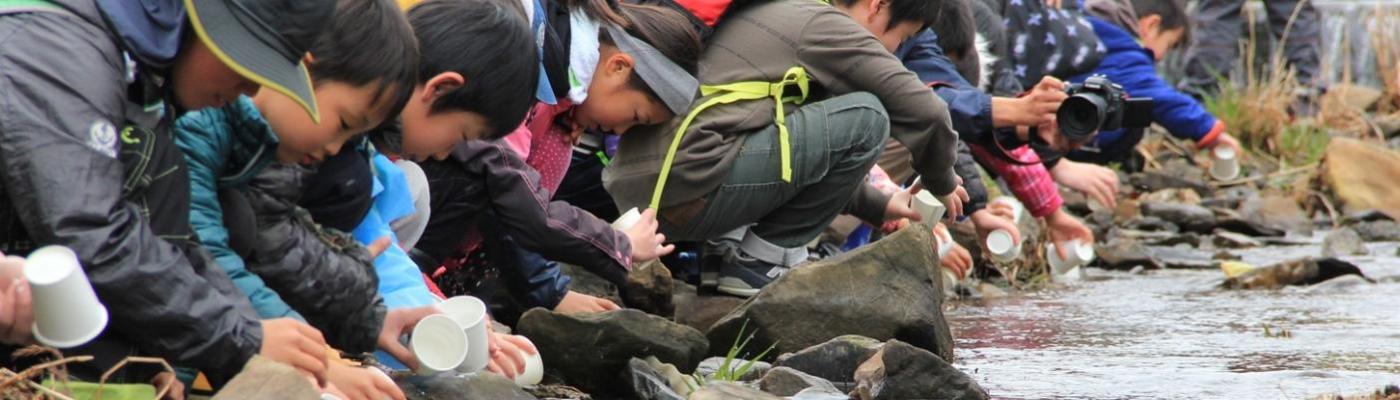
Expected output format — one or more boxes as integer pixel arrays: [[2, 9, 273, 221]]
[[394, 372, 537, 400], [624, 357, 686, 400], [516, 309, 708, 394], [1352, 220, 1400, 242], [1324, 138, 1400, 220], [1140, 202, 1217, 233], [1129, 160, 1210, 194], [773, 335, 885, 387], [695, 357, 770, 382], [559, 263, 624, 306], [851, 340, 988, 400], [1223, 258, 1369, 290], [673, 283, 747, 332], [1322, 228, 1369, 257], [1213, 230, 1264, 248], [706, 227, 955, 363], [1239, 194, 1313, 235], [687, 382, 782, 400], [623, 260, 676, 317], [1094, 239, 1162, 270], [759, 367, 839, 397]]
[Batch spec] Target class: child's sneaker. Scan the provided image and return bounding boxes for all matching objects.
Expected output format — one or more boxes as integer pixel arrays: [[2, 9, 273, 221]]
[[716, 251, 790, 298], [699, 239, 736, 292]]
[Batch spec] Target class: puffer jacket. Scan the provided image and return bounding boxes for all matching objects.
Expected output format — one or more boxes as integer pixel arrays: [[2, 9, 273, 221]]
[[174, 96, 385, 353], [0, 0, 261, 384]]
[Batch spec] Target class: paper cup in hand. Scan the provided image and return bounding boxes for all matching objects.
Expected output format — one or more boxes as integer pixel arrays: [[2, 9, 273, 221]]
[[1210, 146, 1240, 181], [1046, 240, 1095, 275], [612, 208, 642, 231], [514, 337, 544, 386], [410, 314, 468, 375], [440, 296, 490, 373], [24, 246, 108, 349], [914, 190, 946, 226], [990, 197, 1024, 224], [985, 229, 1021, 263]]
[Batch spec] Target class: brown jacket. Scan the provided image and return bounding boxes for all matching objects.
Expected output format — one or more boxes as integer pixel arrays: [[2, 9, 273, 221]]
[[603, 0, 959, 221]]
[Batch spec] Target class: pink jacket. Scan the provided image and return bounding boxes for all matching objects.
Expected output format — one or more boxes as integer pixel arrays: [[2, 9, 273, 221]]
[[967, 144, 1063, 218], [503, 100, 577, 195]]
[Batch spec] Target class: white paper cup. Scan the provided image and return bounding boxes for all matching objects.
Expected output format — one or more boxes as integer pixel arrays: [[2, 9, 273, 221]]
[[1210, 146, 1240, 181], [913, 190, 946, 226], [1046, 240, 1095, 275], [989, 197, 1024, 224], [985, 229, 1021, 263], [440, 296, 490, 373], [410, 314, 468, 375], [24, 246, 108, 349], [514, 338, 544, 386], [612, 208, 642, 231]]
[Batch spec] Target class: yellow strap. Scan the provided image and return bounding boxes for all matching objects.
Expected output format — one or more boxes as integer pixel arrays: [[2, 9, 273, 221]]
[[650, 67, 810, 209]]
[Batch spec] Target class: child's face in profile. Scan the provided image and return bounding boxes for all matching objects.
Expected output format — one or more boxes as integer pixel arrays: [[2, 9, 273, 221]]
[[257, 81, 395, 165], [395, 83, 491, 162], [836, 0, 924, 52], [573, 47, 674, 136], [171, 37, 261, 110], [1138, 16, 1185, 62]]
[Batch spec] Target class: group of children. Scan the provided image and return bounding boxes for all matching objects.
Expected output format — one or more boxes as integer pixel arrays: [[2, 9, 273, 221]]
[[0, 0, 1318, 397]]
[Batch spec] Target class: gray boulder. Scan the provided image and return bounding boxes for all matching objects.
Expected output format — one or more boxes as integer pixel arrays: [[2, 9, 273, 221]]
[[688, 382, 782, 400], [773, 335, 884, 386], [759, 367, 839, 397], [516, 309, 708, 394], [394, 372, 537, 400], [851, 340, 987, 400], [1141, 202, 1217, 232], [624, 357, 686, 400], [1322, 228, 1370, 257]]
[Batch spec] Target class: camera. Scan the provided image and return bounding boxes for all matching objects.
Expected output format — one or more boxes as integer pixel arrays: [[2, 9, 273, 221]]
[[1056, 75, 1153, 142]]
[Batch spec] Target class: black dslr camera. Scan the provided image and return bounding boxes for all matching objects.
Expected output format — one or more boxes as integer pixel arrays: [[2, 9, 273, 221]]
[[1056, 75, 1153, 141]]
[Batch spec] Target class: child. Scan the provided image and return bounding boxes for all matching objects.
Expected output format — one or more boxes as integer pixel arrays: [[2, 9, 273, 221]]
[[607, 0, 972, 297], [1066, 0, 1241, 166], [175, 0, 425, 395], [0, 0, 332, 386]]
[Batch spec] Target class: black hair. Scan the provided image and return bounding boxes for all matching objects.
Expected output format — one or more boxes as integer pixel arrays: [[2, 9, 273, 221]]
[[307, 0, 419, 119], [831, 0, 940, 32], [930, 0, 979, 85], [1130, 0, 1191, 49], [596, 3, 702, 108], [408, 0, 540, 139]]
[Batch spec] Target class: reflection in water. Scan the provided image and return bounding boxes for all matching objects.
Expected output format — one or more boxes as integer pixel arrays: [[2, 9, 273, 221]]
[[946, 241, 1400, 400]]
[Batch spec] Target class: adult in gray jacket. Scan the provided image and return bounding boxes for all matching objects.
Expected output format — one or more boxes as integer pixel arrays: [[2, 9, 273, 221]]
[[0, 0, 334, 387]]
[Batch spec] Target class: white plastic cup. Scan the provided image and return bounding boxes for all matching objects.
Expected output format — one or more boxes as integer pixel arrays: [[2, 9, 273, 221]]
[[913, 190, 946, 226], [1046, 240, 1096, 275], [985, 229, 1021, 263], [989, 197, 1024, 224], [1210, 146, 1240, 181], [612, 208, 642, 231], [24, 246, 108, 349], [440, 296, 490, 373], [514, 337, 544, 386], [410, 314, 468, 375]]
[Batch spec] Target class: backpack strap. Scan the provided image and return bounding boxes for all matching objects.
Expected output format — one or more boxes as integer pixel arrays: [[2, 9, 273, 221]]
[[650, 66, 811, 209]]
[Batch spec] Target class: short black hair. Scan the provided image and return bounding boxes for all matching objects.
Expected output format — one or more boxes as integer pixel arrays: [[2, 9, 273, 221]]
[[307, 0, 419, 118], [409, 0, 539, 139], [1131, 0, 1191, 48], [930, 0, 978, 84], [832, 0, 940, 31]]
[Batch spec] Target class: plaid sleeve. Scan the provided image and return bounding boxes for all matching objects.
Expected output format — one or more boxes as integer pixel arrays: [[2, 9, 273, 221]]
[[967, 143, 1063, 218]]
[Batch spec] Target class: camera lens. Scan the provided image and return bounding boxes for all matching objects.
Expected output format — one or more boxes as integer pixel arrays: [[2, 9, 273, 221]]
[[1057, 93, 1108, 141]]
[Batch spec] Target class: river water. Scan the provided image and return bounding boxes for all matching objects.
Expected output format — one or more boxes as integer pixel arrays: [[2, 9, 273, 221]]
[[946, 237, 1400, 399]]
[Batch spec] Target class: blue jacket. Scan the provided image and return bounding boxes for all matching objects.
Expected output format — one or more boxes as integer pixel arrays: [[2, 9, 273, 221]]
[[1072, 17, 1224, 150], [351, 147, 438, 309]]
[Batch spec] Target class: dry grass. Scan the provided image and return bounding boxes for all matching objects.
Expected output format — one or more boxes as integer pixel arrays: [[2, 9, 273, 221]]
[[1370, 7, 1400, 114]]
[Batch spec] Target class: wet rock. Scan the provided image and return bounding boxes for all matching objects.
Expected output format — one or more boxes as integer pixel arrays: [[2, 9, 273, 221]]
[[624, 357, 686, 400], [851, 340, 988, 400], [1213, 230, 1263, 248], [1141, 188, 1203, 205], [1108, 228, 1179, 244], [1223, 258, 1369, 290], [695, 357, 770, 382], [1122, 216, 1180, 233], [516, 309, 708, 394], [759, 367, 839, 397], [559, 263, 624, 306], [1158, 232, 1203, 247], [1212, 250, 1243, 261], [1352, 220, 1400, 242], [1059, 187, 1091, 215], [623, 260, 675, 317], [773, 335, 884, 386], [1214, 208, 1286, 237], [1324, 138, 1400, 221], [1301, 274, 1375, 293], [395, 372, 537, 400], [1151, 246, 1216, 269], [1239, 194, 1313, 235], [1094, 239, 1162, 269], [1141, 202, 1217, 233], [673, 283, 747, 332], [214, 356, 320, 400], [1322, 228, 1370, 257], [1130, 161, 1210, 194], [524, 385, 591, 400], [687, 382, 781, 400], [707, 227, 954, 363]]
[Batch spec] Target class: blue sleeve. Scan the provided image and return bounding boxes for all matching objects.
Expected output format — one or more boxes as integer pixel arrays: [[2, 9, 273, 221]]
[[896, 29, 995, 142], [354, 155, 436, 309], [173, 108, 301, 320], [1098, 52, 1218, 141]]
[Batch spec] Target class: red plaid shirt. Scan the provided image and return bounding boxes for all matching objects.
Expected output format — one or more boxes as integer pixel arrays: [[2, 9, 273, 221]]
[[967, 144, 1063, 218]]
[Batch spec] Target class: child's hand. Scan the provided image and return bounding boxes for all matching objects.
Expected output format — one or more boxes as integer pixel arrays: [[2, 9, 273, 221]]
[[259, 318, 330, 387], [151, 371, 185, 400], [624, 209, 676, 262], [326, 364, 405, 400], [486, 330, 537, 379], [1044, 209, 1094, 260], [970, 209, 1021, 248], [554, 291, 620, 314], [366, 237, 392, 260], [1014, 77, 1068, 127], [1051, 160, 1119, 209], [376, 305, 441, 371], [941, 241, 973, 280], [883, 187, 922, 223], [0, 254, 33, 346]]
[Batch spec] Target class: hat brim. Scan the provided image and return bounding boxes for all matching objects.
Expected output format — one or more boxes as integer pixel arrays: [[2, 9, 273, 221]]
[[184, 0, 320, 122]]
